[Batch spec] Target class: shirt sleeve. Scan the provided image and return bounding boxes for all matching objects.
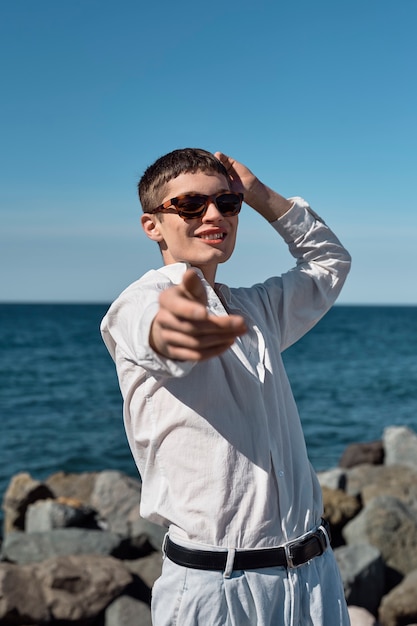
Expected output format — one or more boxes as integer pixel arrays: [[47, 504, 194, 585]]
[[259, 197, 351, 351], [100, 274, 195, 378]]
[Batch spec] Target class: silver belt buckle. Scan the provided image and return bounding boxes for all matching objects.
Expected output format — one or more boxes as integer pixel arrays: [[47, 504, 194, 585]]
[[284, 538, 301, 569]]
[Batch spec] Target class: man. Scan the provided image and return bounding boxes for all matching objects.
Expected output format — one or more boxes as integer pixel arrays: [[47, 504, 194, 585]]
[[101, 148, 351, 625]]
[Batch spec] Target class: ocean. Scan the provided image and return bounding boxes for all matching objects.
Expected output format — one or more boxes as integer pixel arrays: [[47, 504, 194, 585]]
[[1, 303, 417, 528]]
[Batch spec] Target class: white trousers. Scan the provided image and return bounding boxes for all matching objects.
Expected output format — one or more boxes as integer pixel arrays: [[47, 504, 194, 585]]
[[151, 548, 350, 626]]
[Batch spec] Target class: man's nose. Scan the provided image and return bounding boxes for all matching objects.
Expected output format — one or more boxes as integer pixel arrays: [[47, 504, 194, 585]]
[[202, 201, 223, 220]]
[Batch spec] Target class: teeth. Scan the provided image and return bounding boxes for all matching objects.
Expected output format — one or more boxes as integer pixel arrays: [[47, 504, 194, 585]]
[[200, 233, 224, 240]]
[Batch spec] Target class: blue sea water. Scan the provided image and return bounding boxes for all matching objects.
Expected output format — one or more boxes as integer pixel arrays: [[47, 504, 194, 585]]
[[1, 303, 417, 528]]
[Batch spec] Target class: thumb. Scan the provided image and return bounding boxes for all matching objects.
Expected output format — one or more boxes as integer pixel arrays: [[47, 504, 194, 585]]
[[181, 269, 208, 307]]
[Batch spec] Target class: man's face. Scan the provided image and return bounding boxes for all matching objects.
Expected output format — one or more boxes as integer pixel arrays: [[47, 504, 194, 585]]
[[144, 171, 239, 286]]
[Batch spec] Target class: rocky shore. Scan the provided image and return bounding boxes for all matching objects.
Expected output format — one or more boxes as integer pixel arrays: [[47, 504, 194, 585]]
[[1, 425, 417, 626]]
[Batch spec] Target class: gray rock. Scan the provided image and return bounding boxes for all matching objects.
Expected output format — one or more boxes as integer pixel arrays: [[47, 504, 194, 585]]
[[342, 495, 417, 578], [378, 568, 417, 626], [317, 467, 347, 491], [91, 470, 142, 535], [105, 594, 152, 626], [335, 543, 384, 615], [130, 516, 167, 551], [124, 551, 163, 588], [2, 472, 53, 535], [383, 426, 417, 470], [0, 528, 132, 564], [25, 498, 100, 532]]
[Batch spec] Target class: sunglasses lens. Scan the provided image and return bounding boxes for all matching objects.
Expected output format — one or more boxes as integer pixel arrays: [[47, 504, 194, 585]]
[[177, 195, 206, 217], [216, 194, 242, 215]]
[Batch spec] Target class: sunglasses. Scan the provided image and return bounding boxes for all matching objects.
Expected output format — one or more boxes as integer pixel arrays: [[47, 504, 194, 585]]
[[149, 191, 244, 220]]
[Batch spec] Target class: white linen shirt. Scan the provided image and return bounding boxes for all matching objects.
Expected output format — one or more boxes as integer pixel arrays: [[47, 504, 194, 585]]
[[100, 198, 351, 551]]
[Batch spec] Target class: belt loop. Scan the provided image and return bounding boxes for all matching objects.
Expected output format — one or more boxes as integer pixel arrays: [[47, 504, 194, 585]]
[[318, 520, 331, 549], [223, 548, 236, 578], [162, 532, 169, 559]]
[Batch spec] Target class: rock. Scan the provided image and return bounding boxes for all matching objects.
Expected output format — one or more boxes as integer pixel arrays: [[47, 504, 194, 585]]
[[322, 486, 361, 546], [38, 554, 132, 622], [105, 594, 152, 626], [317, 467, 347, 491], [0, 561, 49, 624], [345, 464, 417, 511], [348, 605, 380, 626], [339, 441, 384, 468], [130, 516, 167, 552], [342, 496, 417, 580], [0, 554, 132, 625], [378, 569, 417, 626], [124, 551, 163, 588], [45, 470, 98, 504], [0, 528, 135, 564], [2, 473, 53, 535], [383, 426, 417, 470], [25, 498, 100, 532], [335, 543, 385, 615], [90, 471, 142, 535]]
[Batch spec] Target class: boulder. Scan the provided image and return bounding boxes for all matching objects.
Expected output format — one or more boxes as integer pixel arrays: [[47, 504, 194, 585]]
[[317, 467, 347, 491], [124, 551, 163, 588], [2, 473, 53, 535], [0, 528, 135, 564], [0, 554, 132, 625], [339, 441, 384, 468], [378, 568, 417, 626], [0, 561, 49, 624], [345, 464, 417, 511], [25, 498, 100, 532], [322, 486, 361, 546], [348, 605, 380, 626], [105, 594, 152, 626], [383, 426, 417, 470], [90, 470, 142, 535], [45, 470, 98, 504], [335, 543, 385, 615], [130, 516, 167, 552], [342, 496, 417, 580]]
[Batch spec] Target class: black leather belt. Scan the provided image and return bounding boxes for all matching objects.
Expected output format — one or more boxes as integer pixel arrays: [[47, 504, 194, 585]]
[[165, 520, 330, 571]]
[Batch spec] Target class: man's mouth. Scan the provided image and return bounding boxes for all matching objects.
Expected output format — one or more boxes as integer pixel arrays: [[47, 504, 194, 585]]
[[197, 232, 226, 240]]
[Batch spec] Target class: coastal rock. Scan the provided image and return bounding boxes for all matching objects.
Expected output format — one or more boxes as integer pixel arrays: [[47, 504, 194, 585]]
[[130, 516, 167, 552], [123, 551, 163, 588], [46, 470, 98, 504], [0, 528, 135, 564], [345, 463, 417, 511], [378, 569, 417, 626], [105, 594, 152, 626], [317, 467, 347, 491], [335, 543, 385, 615], [339, 440, 384, 468], [0, 561, 49, 623], [0, 554, 132, 625], [342, 495, 417, 579], [38, 554, 132, 622], [322, 486, 361, 546], [2, 472, 53, 535], [90, 470, 142, 535], [383, 426, 417, 470], [25, 498, 100, 532], [348, 605, 380, 626]]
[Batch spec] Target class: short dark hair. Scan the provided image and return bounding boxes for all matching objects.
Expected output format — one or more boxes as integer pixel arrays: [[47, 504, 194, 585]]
[[138, 148, 229, 213]]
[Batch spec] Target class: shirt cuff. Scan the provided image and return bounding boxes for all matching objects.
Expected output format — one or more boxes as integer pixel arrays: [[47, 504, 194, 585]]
[[270, 197, 326, 243]]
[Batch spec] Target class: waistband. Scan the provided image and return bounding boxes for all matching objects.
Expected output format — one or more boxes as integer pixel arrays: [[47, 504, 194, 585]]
[[165, 519, 331, 572]]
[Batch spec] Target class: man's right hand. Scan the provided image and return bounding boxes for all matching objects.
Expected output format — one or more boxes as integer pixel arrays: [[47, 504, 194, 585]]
[[149, 269, 247, 361]]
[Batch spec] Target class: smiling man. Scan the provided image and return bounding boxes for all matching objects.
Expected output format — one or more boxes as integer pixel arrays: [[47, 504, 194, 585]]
[[101, 148, 351, 626]]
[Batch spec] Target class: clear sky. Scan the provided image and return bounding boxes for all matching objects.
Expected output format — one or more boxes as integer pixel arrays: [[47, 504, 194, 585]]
[[1, 0, 416, 304]]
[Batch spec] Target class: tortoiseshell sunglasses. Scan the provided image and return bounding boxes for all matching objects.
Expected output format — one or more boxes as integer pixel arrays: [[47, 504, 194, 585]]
[[149, 191, 244, 220]]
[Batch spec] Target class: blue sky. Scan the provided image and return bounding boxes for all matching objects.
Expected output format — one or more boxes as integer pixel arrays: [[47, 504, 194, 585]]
[[1, 0, 416, 304]]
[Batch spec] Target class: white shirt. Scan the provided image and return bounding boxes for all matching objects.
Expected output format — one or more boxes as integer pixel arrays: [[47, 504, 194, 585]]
[[101, 198, 351, 550]]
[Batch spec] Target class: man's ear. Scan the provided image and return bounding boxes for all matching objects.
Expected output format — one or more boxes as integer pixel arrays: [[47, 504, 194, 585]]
[[141, 214, 164, 242]]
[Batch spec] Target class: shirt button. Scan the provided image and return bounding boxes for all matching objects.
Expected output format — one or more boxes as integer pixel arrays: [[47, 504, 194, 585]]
[[278, 470, 285, 477]]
